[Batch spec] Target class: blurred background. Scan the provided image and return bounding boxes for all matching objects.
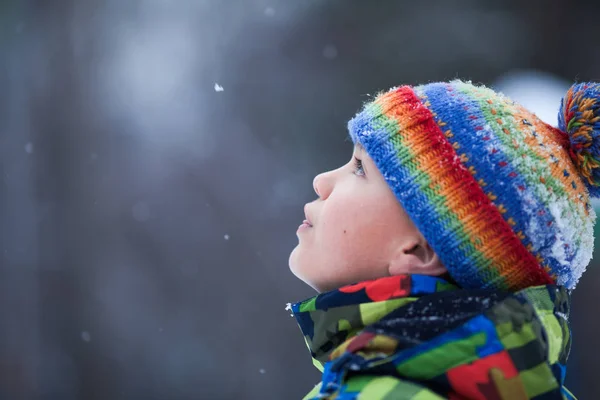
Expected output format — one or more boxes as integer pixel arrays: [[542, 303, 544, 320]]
[[1, 0, 599, 398]]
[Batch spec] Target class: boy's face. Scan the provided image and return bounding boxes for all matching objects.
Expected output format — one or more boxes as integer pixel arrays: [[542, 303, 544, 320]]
[[289, 145, 433, 293]]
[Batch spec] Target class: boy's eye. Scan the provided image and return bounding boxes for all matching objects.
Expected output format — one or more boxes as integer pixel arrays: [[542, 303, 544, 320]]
[[353, 157, 365, 176]]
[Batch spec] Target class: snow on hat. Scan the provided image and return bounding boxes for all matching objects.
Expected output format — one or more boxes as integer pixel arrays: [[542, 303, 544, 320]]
[[348, 80, 600, 291]]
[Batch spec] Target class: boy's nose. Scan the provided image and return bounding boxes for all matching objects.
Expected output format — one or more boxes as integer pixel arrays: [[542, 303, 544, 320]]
[[313, 171, 334, 200]]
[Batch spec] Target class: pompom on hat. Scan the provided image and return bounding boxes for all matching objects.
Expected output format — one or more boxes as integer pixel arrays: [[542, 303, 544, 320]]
[[558, 83, 600, 197], [348, 80, 600, 291]]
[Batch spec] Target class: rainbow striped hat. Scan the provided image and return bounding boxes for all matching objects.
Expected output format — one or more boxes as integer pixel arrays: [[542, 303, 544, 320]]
[[349, 80, 600, 291]]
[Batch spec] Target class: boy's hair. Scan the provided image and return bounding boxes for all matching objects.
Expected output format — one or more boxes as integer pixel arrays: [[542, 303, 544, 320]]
[[348, 80, 600, 291]]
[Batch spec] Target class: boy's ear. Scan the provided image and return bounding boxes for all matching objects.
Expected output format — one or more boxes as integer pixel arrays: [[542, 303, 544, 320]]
[[388, 239, 447, 277]]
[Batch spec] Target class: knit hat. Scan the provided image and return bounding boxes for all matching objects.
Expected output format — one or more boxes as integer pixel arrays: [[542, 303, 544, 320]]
[[348, 80, 600, 291]]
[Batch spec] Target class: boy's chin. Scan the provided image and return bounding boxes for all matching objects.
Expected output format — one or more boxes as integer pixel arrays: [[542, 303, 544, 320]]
[[288, 245, 300, 270], [288, 247, 322, 292], [288, 246, 305, 279]]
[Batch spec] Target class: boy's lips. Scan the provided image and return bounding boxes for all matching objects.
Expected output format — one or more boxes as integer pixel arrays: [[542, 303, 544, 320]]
[[303, 205, 314, 227], [298, 205, 314, 232]]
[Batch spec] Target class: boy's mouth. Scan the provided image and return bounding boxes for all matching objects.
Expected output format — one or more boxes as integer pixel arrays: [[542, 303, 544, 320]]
[[303, 205, 314, 227], [298, 205, 314, 231], [298, 220, 312, 232]]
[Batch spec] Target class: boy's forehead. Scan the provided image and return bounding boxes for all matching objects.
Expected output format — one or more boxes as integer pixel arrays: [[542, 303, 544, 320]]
[[354, 143, 365, 152]]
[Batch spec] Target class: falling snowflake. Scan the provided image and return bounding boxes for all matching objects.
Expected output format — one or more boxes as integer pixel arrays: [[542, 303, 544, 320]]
[[214, 83, 224, 92], [224, 234, 230, 240], [259, 368, 266, 374], [81, 331, 91, 342], [264, 7, 275, 17], [25, 142, 33, 154], [322, 44, 338, 60]]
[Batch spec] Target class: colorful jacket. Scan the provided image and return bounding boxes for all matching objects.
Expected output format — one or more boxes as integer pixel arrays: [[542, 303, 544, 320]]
[[290, 274, 575, 399]]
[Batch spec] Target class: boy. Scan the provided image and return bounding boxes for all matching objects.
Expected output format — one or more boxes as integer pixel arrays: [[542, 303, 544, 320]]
[[288, 80, 599, 399]]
